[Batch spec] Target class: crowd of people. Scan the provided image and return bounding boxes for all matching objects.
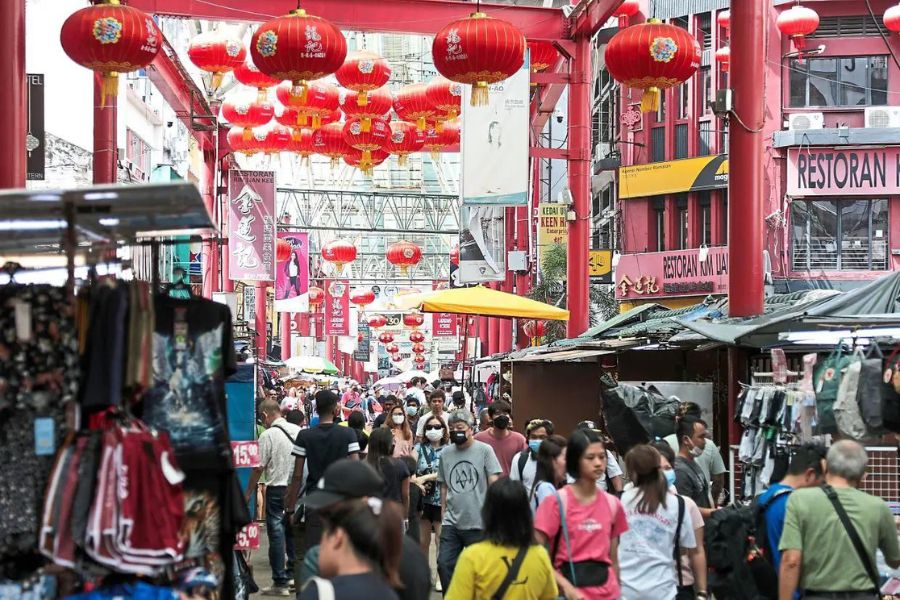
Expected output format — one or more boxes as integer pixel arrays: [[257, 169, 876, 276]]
[[246, 379, 900, 600]]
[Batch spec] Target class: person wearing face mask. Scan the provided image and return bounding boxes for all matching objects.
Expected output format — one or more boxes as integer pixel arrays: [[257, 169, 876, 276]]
[[437, 410, 503, 594], [473, 400, 527, 478], [415, 416, 449, 570], [510, 419, 554, 492], [529, 435, 568, 512], [672, 417, 716, 519], [405, 399, 421, 435], [416, 390, 449, 441], [386, 405, 416, 459]]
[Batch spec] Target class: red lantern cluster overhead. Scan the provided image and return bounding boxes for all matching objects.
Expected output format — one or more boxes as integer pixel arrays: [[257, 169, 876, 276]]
[[343, 117, 390, 165], [426, 77, 463, 124], [385, 343, 399, 354], [344, 148, 389, 176], [522, 320, 545, 339], [414, 363, 426, 370], [394, 84, 435, 131], [449, 244, 460, 266], [250, 9, 347, 101], [604, 19, 701, 112], [188, 31, 246, 90], [379, 332, 395, 344], [387, 121, 425, 166], [413, 355, 426, 365], [312, 123, 353, 168], [527, 41, 558, 74], [308, 286, 326, 307], [423, 122, 460, 159], [715, 46, 730, 72], [221, 96, 275, 139], [886, 5, 900, 32], [432, 12, 526, 106], [612, 0, 641, 28], [403, 312, 425, 329], [321, 239, 358, 272], [777, 5, 820, 53], [60, 0, 162, 107], [387, 241, 423, 275], [368, 314, 388, 329], [335, 50, 392, 106], [276, 238, 292, 262], [277, 81, 340, 129], [411, 342, 426, 354], [349, 288, 376, 308], [409, 331, 425, 343], [340, 87, 392, 132], [233, 58, 280, 101]]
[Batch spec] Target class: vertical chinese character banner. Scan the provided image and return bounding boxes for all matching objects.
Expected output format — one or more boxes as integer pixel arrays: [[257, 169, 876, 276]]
[[274, 231, 310, 313], [324, 280, 350, 336], [228, 170, 276, 281]]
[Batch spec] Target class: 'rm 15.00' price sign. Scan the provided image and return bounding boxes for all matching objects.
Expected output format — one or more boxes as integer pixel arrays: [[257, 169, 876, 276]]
[[231, 441, 260, 468], [234, 522, 260, 550]]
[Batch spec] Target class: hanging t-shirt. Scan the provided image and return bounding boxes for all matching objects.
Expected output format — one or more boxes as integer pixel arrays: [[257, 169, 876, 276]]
[[617, 488, 696, 600]]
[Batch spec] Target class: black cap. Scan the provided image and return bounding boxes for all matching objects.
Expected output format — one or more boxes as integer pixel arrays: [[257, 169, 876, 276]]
[[299, 459, 385, 509]]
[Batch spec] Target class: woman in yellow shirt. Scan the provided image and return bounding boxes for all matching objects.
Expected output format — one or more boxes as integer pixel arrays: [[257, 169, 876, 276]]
[[446, 478, 559, 600]]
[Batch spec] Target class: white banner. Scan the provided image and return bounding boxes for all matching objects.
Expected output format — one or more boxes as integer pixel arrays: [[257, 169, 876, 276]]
[[461, 54, 530, 206], [458, 205, 506, 283]]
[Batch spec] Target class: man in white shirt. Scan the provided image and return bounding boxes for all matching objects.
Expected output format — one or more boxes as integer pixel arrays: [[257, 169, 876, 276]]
[[406, 376, 427, 405], [509, 418, 554, 491], [244, 400, 302, 595]]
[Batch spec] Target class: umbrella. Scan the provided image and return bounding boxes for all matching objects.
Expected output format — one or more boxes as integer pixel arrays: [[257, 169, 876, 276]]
[[394, 286, 569, 320], [285, 355, 340, 374]]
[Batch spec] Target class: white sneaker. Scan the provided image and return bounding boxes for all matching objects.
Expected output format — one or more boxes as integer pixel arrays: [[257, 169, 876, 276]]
[[434, 579, 443, 592], [260, 585, 291, 596]]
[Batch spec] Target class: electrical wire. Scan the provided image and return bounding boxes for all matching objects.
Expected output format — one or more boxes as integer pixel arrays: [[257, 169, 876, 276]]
[[864, 0, 900, 71]]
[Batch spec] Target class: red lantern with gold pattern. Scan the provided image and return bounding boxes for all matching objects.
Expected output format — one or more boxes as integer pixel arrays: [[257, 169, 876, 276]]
[[312, 123, 353, 169], [522, 320, 545, 340], [368, 314, 388, 329], [321, 239, 357, 272], [349, 288, 376, 309], [343, 117, 390, 165], [187, 31, 246, 90], [394, 84, 435, 131], [340, 87, 392, 132], [403, 312, 425, 329], [409, 331, 425, 344], [411, 343, 426, 354], [287, 128, 315, 161], [886, 4, 900, 32], [253, 124, 291, 155], [343, 148, 389, 176], [425, 77, 463, 123], [413, 354, 426, 365], [227, 127, 256, 154], [423, 122, 460, 160], [233, 58, 280, 101], [450, 244, 460, 266], [378, 332, 395, 345], [432, 12, 525, 106], [222, 96, 275, 140], [527, 41, 558, 73], [385, 343, 399, 354], [277, 81, 340, 129], [60, 0, 162, 107], [715, 46, 730, 72], [776, 5, 820, 52], [387, 241, 423, 275], [612, 0, 641, 28], [387, 121, 425, 167], [308, 286, 325, 308], [604, 20, 701, 112], [335, 50, 392, 106]]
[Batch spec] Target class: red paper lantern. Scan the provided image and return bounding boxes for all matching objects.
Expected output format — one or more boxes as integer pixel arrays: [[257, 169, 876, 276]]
[[385, 343, 399, 354], [312, 123, 353, 168], [277, 81, 340, 129], [321, 239, 358, 272], [391, 354, 404, 363], [221, 96, 275, 139], [276, 238, 292, 262], [432, 12, 525, 106], [308, 286, 325, 307], [320, 109, 342, 127], [604, 20, 701, 112], [527, 41, 559, 74], [288, 128, 316, 160], [394, 84, 435, 131], [350, 288, 376, 308], [387, 241, 423, 275], [413, 354, 426, 364], [335, 50, 392, 106], [409, 331, 425, 343], [343, 148, 389, 176], [612, 0, 641, 28], [233, 58, 280, 101], [253, 124, 291, 155], [411, 343, 426, 354], [187, 31, 246, 90], [776, 5, 820, 52], [340, 87, 393, 132], [425, 77, 463, 123], [343, 117, 390, 165], [368, 314, 388, 329], [715, 46, 730, 72], [60, 0, 161, 107], [403, 312, 425, 328], [423, 122, 460, 160], [886, 4, 900, 32], [415, 363, 426, 370], [717, 10, 731, 31], [523, 320, 546, 339], [379, 332, 395, 344], [387, 121, 425, 166], [227, 126, 256, 154], [450, 245, 460, 266]]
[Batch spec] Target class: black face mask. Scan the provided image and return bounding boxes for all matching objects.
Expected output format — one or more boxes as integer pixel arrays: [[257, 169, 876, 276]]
[[493, 415, 510, 430], [450, 430, 468, 445]]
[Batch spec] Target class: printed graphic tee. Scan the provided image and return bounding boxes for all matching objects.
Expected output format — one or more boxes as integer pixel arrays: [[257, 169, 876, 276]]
[[437, 440, 502, 530]]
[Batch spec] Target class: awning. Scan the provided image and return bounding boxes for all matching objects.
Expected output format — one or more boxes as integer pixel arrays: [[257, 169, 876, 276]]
[[517, 349, 616, 362], [394, 286, 570, 320], [619, 155, 728, 199]]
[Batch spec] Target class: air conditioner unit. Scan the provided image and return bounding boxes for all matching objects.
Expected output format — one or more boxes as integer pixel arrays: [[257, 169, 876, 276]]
[[864, 106, 900, 128], [787, 112, 824, 131]]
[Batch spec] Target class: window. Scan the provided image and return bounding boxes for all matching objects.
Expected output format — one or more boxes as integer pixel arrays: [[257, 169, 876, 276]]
[[699, 67, 712, 115], [791, 199, 888, 271], [125, 129, 151, 179], [698, 121, 712, 156], [698, 13, 713, 51], [677, 83, 689, 119], [655, 91, 666, 123], [699, 192, 712, 246], [675, 124, 689, 159], [592, 186, 614, 250], [651, 127, 666, 162], [676, 195, 689, 250], [809, 15, 882, 38], [653, 198, 666, 252], [789, 56, 888, 107]]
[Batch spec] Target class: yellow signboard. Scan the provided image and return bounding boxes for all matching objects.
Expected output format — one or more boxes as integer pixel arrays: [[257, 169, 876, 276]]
[[537, 203, 568, 270], [589, 250, 613, 281], [618, 154, 729, 199]]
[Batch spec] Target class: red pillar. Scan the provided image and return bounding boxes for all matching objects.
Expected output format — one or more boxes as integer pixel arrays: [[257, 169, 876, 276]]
[[499, 209, 515, 354], [325, 335, 335, 362], [566, 35, 591, 337], [255, 282, 268, 361], [93, 75, 117, 184], [478, 316, 489, 358], [200, 150, 218, 298], [0, 0, 25, 188], [727, 0, 765, 317], [488, 314, 500, 356], [281, 312, 292, 360]]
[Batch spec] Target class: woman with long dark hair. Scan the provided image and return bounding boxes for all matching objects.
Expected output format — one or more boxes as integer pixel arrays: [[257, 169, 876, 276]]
[[285, 251, 302, 297], [366, 427, 410, 515], [445, 478, 557, 600], [617, 444, 697, 600], [534, 429, 629, 600], [529, 435, 567, 512], [386, 404, 415, 459]]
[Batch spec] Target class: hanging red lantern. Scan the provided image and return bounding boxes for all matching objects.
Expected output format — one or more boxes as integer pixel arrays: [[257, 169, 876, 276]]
[[368, 314, 388, 329], [320, 109, 342, 127], [60, 0, 161, 107], [385, 343, 399, 354], [715, 46, 730, 72], [250, 9, 347, 101], [222, 96, 275, 141], [391, 354, 404, 363], [227, 126, 256, 155], [523, 320, 546, 339], [886, 4, 900, 31], [349, 288, 376, 309], [403, 312, 425, 329], [409, 331, 425, 344], [387, 122, 425, 167], [308, 286, 325, 307], [423, 122, 460, 160], [527, 41, 559, 74], [276, 238, 292, 262], [776, 5, 820, 52], [413, 354, 426, 365], [277, 81, 340, 129], [432, 12, 525, 106], [253, 124, 292, 155], [394, 84, 435, 131], [387, 241, 423, 275], [717, 10, 731, 31], [343, 148, 389, 176], [425, 77, 463, 124], [233, 58, 280, 101], [288, 128, 316, 161], [335, 50, 392, 106], [340, 87, 392, 133], [312, 123, 353, 169], [379, 332, 395, 344], [187, 31, 246, 90], [604, 19, 701, 112], [321, 239, 358, 272], [415, 363, 426, 370], [343, 117, 390, 165], [411, 342, 426, 354], [612, 0, 641, 29], [449, 244, 460, 266]]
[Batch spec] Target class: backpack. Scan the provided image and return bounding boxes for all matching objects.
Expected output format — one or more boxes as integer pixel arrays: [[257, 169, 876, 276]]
[[704, 493, 789, 600]]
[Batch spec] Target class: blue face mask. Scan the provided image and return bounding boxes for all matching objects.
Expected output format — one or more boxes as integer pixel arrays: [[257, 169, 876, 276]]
[[664, 469, 677, 487], [528, 440, 542, 453]]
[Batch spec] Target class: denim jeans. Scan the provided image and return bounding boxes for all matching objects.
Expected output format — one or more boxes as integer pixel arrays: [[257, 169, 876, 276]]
[[437, 526, 482, 594], [265, 486, 295, 586]]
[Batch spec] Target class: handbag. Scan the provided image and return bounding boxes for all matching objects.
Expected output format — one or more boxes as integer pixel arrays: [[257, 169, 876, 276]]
[[550, 490, 610, 592], [491, 546, 529, 600], [857, 344, 885, 431], [813, 346, 852, 434], [834, 350, 870, 441], [304, 577, 335, 600]]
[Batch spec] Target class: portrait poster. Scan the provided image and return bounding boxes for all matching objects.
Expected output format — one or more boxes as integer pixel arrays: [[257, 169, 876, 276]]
[[274, 231, 310, 313]]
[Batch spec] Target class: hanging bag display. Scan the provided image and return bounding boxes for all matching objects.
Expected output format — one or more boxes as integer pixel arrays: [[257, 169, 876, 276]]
[[857, 344, 885, 431], [813, 345, 851, 434], [834, 349, 870, 441], [880, 345, 900, 433]]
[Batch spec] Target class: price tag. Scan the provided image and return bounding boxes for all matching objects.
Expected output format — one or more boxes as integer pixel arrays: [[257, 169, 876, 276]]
[[234, 522, 260, 551], [231, 441, 260, 468]]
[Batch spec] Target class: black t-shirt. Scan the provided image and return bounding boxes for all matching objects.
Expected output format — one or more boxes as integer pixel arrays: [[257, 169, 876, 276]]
[[397, 536, 431, 600], [674, 456, 711, 509], [373, 413, 388, 429], [372, 457, 410, 504], [406, 481, 423, 542], [293, 423, 361, 490], [299, 572, 400, 600]]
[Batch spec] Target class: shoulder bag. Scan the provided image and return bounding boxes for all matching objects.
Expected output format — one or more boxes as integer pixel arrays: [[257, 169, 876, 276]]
[[549, 489, 610, 590], [673, 494, 685, 588], [491, 546, 529, 600], [304, 577, 335, 600], [813, 345, 852, 434], [821, 485, 885, 598]]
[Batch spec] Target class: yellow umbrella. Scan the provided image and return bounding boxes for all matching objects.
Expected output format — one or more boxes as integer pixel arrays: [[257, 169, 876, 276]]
[[395, 286, 569, 320]]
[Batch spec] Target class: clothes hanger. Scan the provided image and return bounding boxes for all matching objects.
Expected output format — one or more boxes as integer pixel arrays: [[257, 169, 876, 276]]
[[166, 267, 192, 299]]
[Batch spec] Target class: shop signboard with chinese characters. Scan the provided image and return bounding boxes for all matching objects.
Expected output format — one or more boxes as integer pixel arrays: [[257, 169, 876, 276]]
[[228, 170, 276, 281], [614, 247, 729, 300], [537, 203, 568, 271], [324, 280, 350, 336], [787, 147, 900, 196]]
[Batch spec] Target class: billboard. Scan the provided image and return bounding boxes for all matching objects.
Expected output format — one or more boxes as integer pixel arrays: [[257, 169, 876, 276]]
[[324, 279, 350, 336], [537, 203, 567, 272], [458, 205, 506, 283], [274, 231, 309, 313], [228, 170, 276, 281]]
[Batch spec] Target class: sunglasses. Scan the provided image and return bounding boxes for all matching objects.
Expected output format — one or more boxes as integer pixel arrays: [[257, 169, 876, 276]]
[[425, 425, 443, 431]]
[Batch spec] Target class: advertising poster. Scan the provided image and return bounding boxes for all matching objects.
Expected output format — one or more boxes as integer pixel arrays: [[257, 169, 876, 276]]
[[228, 170, 276, 281], [458, 205, 506, 283], [537, 203, 568, 272], [26, 73, 45, 181], [324, 279, 350, 336], [274, 231, 309, 313], [461, 55, 529, 206], [433, 313, 458, 337], [354, 323, 371, 362]]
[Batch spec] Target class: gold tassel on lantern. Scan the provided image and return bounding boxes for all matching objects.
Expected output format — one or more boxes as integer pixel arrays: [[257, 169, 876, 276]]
[[471, 81, 489, 107], [357, 90, 368, 106], [641, 87, 661, 113], [398, 154, 408, 167], [416, 116, 426, 131], [362, 118, 372, 133], [312, 114, 322, 129], [242, 128, 252, 142], [435, 120, 445, 133], [292, 81, 309, 103], [211, 72, 224, 90], [296, 113, 309, 127], [256, 88, 268, 103], [362, 149, 372, 163], [100, 72, 119, 109]]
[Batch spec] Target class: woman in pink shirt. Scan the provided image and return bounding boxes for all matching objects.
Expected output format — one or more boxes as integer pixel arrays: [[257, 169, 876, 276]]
[[534, 429, 628, 600]]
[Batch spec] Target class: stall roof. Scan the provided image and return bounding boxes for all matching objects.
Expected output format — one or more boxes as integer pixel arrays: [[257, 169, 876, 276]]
[[578, 303, 667, 339], [517, 348, 616, 362]]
